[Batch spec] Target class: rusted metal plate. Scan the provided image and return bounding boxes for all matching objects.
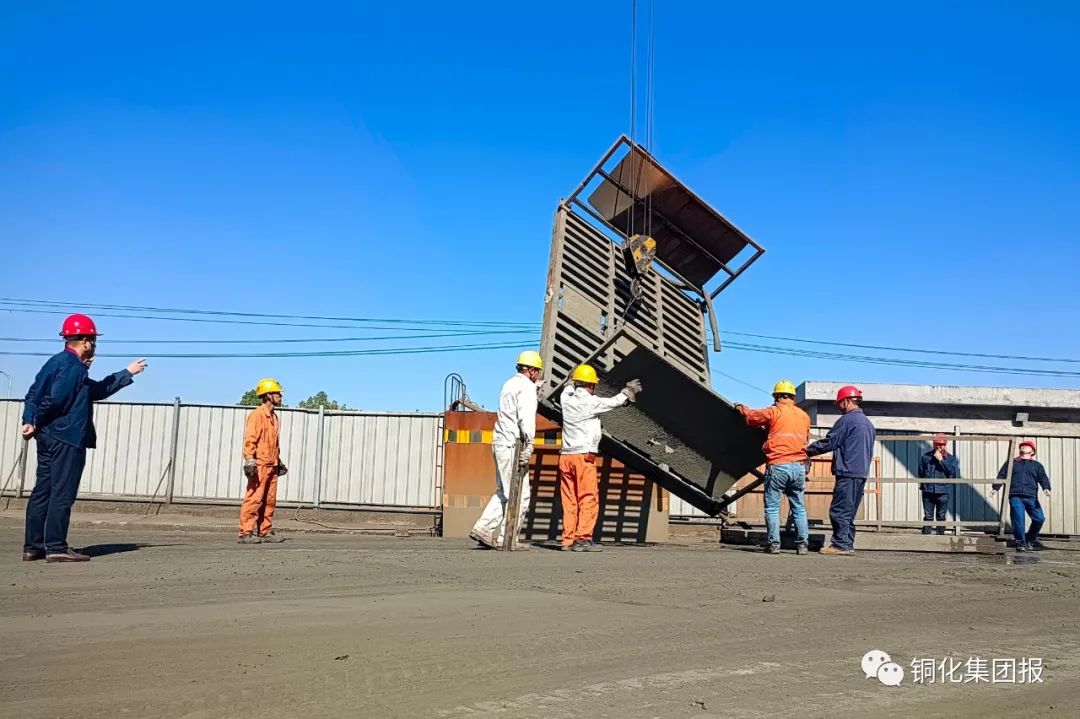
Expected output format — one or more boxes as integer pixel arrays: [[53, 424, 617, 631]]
[[574, 136, 764, 292]]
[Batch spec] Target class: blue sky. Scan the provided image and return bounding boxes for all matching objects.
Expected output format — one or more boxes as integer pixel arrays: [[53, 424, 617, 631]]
[[2, 1, 1078, 411]]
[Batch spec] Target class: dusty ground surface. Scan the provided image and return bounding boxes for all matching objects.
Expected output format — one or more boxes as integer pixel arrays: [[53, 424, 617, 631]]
[[1, 526, 1078, 719]]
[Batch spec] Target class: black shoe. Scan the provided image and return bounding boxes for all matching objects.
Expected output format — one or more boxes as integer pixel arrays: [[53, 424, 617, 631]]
[[764, 545, 781, 554], [1015, 544, 1029, 552], [1028, 540, 1045, 551], [237, 534, 262, 545], [571, 540, 603, 552], [45, 549, 90, 563], [22, 550, 46, 562], [795, 543, 809, 556]]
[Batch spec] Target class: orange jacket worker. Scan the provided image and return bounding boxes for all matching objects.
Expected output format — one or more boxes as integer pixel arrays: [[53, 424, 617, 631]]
[[239, 378, 288, 544]]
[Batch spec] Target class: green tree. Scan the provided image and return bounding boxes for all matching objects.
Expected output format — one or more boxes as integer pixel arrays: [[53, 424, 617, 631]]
[[297, 391, 350, 411], [238, 389, 288, 407], [238, 389, 261, 406]]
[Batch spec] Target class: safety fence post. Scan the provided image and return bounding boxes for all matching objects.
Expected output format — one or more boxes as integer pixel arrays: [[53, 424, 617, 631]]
[[313, 405, 325, 508], [165, 396, 181, 505]]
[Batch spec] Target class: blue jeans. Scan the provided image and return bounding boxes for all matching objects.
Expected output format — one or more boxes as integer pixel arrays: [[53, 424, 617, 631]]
[[921, 492, 949, 535], [1009, 496, 1045, 546], [829, 477, 867, 550], [764, 462, 808, 547]]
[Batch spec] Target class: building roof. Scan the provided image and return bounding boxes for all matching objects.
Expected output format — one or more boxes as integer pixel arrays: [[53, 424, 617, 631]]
[[797, 381, 1080, 410]]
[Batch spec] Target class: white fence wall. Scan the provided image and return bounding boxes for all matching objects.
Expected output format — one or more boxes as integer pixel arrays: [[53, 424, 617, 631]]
[[0, 399, 442, 511], [320, 413, 442, 507]]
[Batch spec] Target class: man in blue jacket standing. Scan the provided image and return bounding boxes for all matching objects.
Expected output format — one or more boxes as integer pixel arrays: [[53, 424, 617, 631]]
[[918, 434, 960, 535], [806, 385, 876, 556], [20, 314, 147, 562], [993, 440, 1051, 551]]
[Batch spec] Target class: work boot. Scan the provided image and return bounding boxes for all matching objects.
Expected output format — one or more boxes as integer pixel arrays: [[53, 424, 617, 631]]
[[45, 549, 90, 563], [1028, 540, 1045, 551], [259, 531, 286, 543], [571, 540, 603, 552], [819, 545, 854, 556], [22, 550, 46, 562], [469, 530, 496, 549], [237, 533, 262, 545], [764, 544, 781, 554], [1015, 544, 1029, 552], [795, 543, 809, 556]]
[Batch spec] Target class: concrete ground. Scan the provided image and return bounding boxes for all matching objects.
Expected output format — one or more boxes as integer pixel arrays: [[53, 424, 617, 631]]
[[1, 523, 1078, 719]]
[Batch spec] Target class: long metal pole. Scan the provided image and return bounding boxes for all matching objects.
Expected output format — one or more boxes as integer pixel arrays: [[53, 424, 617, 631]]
[[500, 439, 527, 551], [997, 438, 1018, 539], [18, 438, 29, 497], [165, 396, 181, 505]]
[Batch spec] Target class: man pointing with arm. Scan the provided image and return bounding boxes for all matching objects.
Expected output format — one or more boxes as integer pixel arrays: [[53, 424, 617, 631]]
[[21, 314, 146, 563]]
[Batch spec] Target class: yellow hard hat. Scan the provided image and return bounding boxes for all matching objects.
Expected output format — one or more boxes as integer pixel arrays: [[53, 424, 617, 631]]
[[255, 378, 283, 396], [516, 350, 543, 370], [772, 379, 797, 396], [571, 364, 599, 384]]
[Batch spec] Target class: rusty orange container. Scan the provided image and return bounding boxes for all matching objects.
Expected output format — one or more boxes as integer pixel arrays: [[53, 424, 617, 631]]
[[442, 411, 668, 543]]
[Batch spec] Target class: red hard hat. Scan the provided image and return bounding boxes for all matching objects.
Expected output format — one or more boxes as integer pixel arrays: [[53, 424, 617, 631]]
[[933, 434, 948, 445], [834, 385, 862, 404], [1019, 440, 1036, 453], [59, 313, 101, 338]]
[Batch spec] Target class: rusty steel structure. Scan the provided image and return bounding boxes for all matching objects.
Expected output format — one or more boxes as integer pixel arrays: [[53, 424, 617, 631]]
[[538, 136, 768, 515]]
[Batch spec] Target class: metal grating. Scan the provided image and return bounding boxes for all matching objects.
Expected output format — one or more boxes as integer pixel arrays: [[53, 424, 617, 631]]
[[539, 207, 711, 394]]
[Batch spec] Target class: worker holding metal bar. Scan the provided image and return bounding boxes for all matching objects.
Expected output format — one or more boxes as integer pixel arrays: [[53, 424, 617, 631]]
[[918, 434, 960, 535], [239, 378, 288, 544], [735, 380, 812, 555], [21, 314, 146, 563], [557, 364, 642, 552], [993, 440, 1051, 551], [805, 385, 875, 556], [470, 351, 543, 549]]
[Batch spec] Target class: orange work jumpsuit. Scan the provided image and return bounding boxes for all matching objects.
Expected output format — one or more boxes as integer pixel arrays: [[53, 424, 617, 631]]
[[239, 404, 280, 537]]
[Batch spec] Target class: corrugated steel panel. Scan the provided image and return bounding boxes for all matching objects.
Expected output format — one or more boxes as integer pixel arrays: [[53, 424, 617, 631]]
[[80, 403, 173, 497], [320, 413, 441, 508], [172, 405, 318, 503], [0, 400, 28, 495], [874, 434, 1078, 535]]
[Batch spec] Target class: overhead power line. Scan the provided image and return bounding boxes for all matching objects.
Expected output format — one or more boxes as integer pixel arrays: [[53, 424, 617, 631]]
[[0, 298, 537, 329], [0, 330, 538, 344], [723, 330, 1080, 365], [1, 306, 538, 333], [2, 297, 1077, 379], [5, 298, 1076, 365], [0, 340, 534, 360]]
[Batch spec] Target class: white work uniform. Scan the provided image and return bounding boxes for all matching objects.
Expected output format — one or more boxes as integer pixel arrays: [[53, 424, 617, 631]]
[[559, 386, 628, 455], [472, 373, 538, 543]]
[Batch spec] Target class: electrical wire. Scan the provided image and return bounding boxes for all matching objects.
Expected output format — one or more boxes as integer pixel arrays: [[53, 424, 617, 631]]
[[3, 298, 1077, 377], [0, 329, 539, 344], [0, 339, 537, 360], [1, 306, 540, 332], [0, 298, 537, 329], [710, 369, 771, 396], [722, 329, 1080, 365]]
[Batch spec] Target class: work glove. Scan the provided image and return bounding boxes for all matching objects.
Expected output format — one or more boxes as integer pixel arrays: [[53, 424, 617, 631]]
[[243, 459, 257, 479], [277, 462, 288, 476], [517, 451, 532, 470], [622, 379, 643, 402]]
